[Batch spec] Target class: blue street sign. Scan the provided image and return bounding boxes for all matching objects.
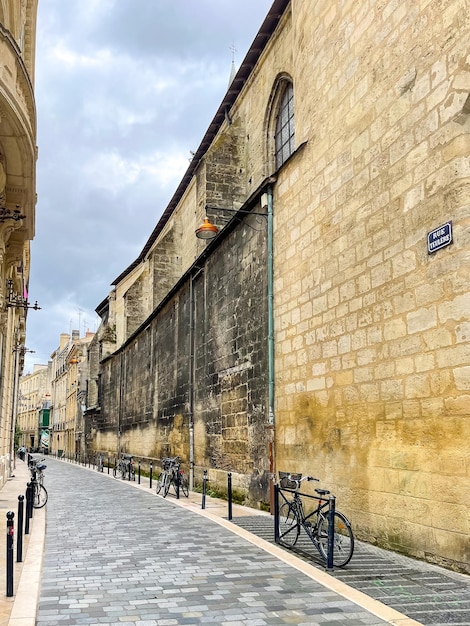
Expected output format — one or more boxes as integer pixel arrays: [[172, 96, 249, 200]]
[[427, 221, 452, 254]]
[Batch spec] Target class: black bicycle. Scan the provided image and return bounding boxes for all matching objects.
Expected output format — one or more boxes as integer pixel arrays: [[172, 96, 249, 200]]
[[28, 457, 48, 508], [278, 473, 354, 567]]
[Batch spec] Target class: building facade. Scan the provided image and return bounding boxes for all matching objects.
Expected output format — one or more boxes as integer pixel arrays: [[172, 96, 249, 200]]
[[86, 0, 469, 572], [0, 0, 38, 485], [50, 330, 94, 458], [16, 363, 50, 450]]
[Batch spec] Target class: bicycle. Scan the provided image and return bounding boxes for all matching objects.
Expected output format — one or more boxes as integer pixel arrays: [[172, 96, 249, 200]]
[[113, 455, 136, 480], [277, 473, 354, 567], [28, 458, 48, 508], [96, 453, 104, 472], [156, 456, 189, 498]]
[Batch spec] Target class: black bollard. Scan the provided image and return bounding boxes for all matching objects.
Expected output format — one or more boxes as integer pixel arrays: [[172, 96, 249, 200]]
[[227, 472, 233, 520], [17, 496, 24, 562], [107, 455, 110, 475], [149, 463, 153, 489], [176, 469, 180, 500], [202, 469, 207, 509], [26, 482, 33, 521], [24, 485, 31, 535], [6, 511, 14, 596], [138, 462, 141, 485], [273, 483, 280, 543], [327, 495, 336, 571]]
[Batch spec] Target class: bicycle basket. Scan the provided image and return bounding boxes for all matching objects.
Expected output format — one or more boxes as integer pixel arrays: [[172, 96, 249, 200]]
[[278, 471, 302, 489]]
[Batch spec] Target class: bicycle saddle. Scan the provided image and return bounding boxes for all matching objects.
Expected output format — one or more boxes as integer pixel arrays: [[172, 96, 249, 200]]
[[315, 488, 330, 496]]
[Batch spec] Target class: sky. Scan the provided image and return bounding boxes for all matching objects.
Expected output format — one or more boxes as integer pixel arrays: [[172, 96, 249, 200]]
[[24, 0, 273, 373]]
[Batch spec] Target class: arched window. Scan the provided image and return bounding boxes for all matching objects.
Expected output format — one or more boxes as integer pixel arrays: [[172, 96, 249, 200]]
[[274, 82, 295, 168]]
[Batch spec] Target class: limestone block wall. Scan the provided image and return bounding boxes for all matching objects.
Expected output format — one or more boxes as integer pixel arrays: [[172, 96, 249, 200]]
[[274, 0, 470, 571]]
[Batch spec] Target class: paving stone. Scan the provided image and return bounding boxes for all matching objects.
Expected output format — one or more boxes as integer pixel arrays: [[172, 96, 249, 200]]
[[37, 459, 392, 626], [34, 459, 470, 626]]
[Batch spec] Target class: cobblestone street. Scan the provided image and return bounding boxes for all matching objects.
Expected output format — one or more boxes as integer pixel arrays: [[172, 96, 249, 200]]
[[35, 459, 399, 625]]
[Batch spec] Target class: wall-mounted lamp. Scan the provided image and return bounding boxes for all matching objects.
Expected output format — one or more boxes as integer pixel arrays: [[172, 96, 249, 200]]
[[13, 345, 35, 354], [6, 280, 41, 311], [195, 218, 220, 240], [195, 205, 268, 240]]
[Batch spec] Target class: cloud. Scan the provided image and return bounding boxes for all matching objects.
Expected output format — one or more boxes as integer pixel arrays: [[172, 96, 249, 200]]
[[24, 0, 272, 374]]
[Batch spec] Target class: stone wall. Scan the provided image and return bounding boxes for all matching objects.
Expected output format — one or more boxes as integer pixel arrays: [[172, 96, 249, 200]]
[[96, 216, 270, 504], [273, 0, 470, 572], [89, 0, 469, 571]]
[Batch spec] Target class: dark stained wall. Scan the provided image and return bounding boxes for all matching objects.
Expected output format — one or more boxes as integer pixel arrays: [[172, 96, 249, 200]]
[[98, 214, 270, 502]]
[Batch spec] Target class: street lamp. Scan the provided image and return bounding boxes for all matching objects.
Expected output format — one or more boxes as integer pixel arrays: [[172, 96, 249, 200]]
[[195, 204, 269, 240], [6, 279, 41, 311]]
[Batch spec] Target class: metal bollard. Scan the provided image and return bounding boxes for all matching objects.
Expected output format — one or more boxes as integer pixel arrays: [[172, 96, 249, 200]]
[[24, 485, 31, 535], [138, 462, 141, 485], [26, 482, 33, 521], [202, 469, 208, 509], [227, 472, 233, 520], [273, 483, 280, 543], [327, 494, 336, 571], [107, 455, 110, 474], [175, 468, 180, 500], [6, 511, 14, 596], [17, 496, 24, 562], [149, 463, 153, 489]]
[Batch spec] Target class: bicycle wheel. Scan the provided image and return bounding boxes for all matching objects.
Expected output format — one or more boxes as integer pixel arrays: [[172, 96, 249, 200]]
[[278, 502, 300, 546], [179, 473, 189, 497], [155, 471, 166, 494], [33, 483, 48, 508], [317, 511, 354, 567], [162, 471, 172, 497]]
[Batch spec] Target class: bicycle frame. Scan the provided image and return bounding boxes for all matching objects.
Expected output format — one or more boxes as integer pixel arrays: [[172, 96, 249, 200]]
[[275, 482, 337, 569]]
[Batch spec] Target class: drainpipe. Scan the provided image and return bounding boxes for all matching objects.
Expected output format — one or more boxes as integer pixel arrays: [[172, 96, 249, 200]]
[[265, 184, 276, 511], [189, 275, 195, 491], [189, 267, 203, 491]]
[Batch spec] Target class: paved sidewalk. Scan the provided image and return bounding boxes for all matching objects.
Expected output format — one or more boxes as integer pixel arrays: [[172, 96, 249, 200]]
[[1, 457, 469, 625], [0, 456, 45, 626]]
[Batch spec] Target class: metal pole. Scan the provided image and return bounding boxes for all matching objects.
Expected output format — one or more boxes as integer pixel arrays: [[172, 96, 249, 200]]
[[17, 496, 24, 562], [227, 472, 233, 520], [24, 484, 31, 535], [138, 461, 141, 485], [273, 483, 280, 543], [6, 511, 14, 596], [202, 469, 207, 509], [149, 462, 153, 489], [327, 495, 336, 571], [26, 482, 33, 520]]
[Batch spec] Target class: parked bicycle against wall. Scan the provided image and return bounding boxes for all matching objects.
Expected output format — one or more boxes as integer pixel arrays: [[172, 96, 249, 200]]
[[156, 456, 189, 498], [28, 457, 48, 508], [113, 454, 135, 480], [96, 453, 104, 472], [277, 472, 354, 567]]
